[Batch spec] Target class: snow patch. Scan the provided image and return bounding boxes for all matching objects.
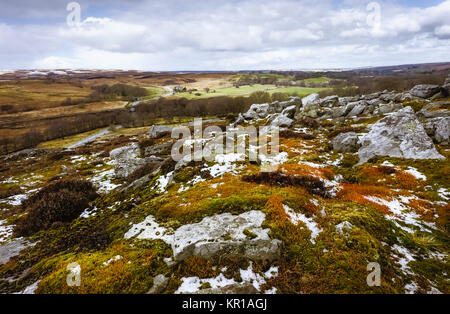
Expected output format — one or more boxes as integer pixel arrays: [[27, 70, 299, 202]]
[[283, 205, 321, 243]]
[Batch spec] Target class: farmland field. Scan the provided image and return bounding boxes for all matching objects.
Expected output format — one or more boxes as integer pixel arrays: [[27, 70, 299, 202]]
[[173, 84, 330, 99]]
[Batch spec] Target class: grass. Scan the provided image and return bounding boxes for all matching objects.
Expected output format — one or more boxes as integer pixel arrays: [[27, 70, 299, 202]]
[[38, 127, 110, 149], [298, 76, 330, 84], [142, 86, 166, 100], [174, 84, 330, 99]]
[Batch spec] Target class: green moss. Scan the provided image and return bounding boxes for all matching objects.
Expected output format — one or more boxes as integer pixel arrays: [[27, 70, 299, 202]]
[[200, 282, 212, 290], [409, 259, 450, 293], [403, 100, 428, 112], [243, 228, 257, 239], [35, 240, 171, 294]]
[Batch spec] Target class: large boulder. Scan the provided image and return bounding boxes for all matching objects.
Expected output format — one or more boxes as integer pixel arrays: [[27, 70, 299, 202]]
[[374, 103, 404, 115], [332, 132, 361, 153], [319, 95, 339, 107], [243, 103, 270, 120], [271, 105, 295, 127], [410, 85, 441, 99], [110, 143, 162, 179], [358, 107, 444, 163], [125, 211, 282, 262], [423, 117, 450, 144], [346, 101, 367, 117], [172, 211, 282, 262], [435, 117, 450, 144], [302, 93, 320, 106]]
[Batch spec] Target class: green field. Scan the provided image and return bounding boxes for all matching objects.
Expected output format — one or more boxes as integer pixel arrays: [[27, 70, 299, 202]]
[[299, 76, 330, 84], [174, 84, 330, 99], [143, 86, 166, 99]]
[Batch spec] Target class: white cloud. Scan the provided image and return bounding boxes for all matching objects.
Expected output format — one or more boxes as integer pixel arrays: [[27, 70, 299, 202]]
[[1, 0, 449, 70]]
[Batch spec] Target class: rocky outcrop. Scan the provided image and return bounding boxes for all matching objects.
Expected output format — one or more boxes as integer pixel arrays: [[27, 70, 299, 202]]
[[144, 141, 174, 156], [110, 143, 162, 179], [358, 107, 444, 164], [409, 85, 441, 99], [424, 117, 450, 145], [242, 97, 299, 121], [270, 105, 295, 127], [0, 239, 35, 264], [332, 132, 361, 153], [172, 211, 282, 262], [125, 211, 282, 262], [243, 103, 271, 120]]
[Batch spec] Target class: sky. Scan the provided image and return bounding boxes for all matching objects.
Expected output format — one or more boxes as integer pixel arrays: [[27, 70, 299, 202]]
[[0, 0, 449, 71]]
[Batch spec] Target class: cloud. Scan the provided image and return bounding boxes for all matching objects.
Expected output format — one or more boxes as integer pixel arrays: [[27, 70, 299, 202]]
[[1, 0, 449, 70]]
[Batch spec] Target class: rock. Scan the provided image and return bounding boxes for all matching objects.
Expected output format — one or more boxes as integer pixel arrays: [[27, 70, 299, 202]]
[[374, 103, 404, 115], [172, 211, 282, 262], [271, 115, 293, 128], [443, 83, 450, 96], [410, 85, 441, 99], [271, 105, 296, 127], [331, 132, 361, 153], [346, 101, 367, 117], [435, 117, 450, 144], [234, 113, 245, 125], [302, 93, 320, 106], [149, 125, 173, 138], [125, 211, 282, 262], [418, 102, 450, 119], [0, 239, 35, 264], [110, 143, 162, 179], [358, 107, 444, 164], [121, 165, 161, 192], [144, 141, 173, 156], [194, 283, 258, 294], [147, 274, 169, 294], [243, 103, 270, 120], [3, 148, 60, 162], [320, 95, 339, 107]]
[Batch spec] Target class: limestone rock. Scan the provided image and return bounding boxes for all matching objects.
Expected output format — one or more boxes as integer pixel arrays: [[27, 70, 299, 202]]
[[243, 103, 270, 120], [410, 85, 441, 99], [110, 143, 162, 179], [125, 211, 282, 262], [302, 93, 320, 106], [147, 274, 169, 294], [172, 211, 281, 262], [271, 105, 295, 127], [346, 101, 367, 117], [358, 107, 444, 164], [332, 132, 361, 153], [435, 117, 450, 144], [0, 239, 35, 264]]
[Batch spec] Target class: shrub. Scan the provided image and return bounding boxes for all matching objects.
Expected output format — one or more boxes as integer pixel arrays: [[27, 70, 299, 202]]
[[327, 126, 363, 139], [296, 117, 320, 129], [15, 178, 98, 236], [279, 130, 316, 140], [242, 172, 328, 198]]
